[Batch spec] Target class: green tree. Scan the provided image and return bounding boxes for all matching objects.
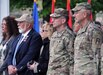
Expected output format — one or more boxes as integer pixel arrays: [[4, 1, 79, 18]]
[[10, 0, 33, 10], [10, 0, 103, 21]]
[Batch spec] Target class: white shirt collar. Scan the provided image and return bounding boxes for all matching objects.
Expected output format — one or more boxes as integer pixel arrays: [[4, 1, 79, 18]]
[[22, 29, 31, 37]]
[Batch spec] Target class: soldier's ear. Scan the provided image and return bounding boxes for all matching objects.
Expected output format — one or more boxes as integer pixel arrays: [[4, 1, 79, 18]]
[[83, 11, 88, 18], [62, 18, 66, 24]]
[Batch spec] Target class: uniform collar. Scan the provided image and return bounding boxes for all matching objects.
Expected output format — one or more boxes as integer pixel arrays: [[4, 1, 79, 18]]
[[55, 29, 66, 37], [77, 21, 91, 35]]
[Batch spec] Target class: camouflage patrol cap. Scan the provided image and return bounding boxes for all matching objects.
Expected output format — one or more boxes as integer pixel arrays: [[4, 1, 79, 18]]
[[96, 11, 103, 25], [96, 11, 103, 18], [72, 2, 91, 12], [50, 8, 68, 18]]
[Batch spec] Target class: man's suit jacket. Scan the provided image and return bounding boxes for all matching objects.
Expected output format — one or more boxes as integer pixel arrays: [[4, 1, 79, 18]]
[[7, 29, 42, 75]]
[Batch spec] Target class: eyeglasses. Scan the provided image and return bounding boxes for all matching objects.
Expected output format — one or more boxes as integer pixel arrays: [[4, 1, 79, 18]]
[[42, 30, 48, 32], [18, 21, 25, 24]]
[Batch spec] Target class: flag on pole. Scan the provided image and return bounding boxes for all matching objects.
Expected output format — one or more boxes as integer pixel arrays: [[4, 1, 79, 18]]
[[67, 0, 72, 29], [88, 0, 91, 4], [33, 0, 39, 32], [51, 0, 56, 13], [88, 0, 93, 20], [50, 0, 56, 23]]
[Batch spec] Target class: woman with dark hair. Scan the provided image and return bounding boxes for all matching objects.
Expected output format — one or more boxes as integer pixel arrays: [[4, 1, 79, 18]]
[[0, 16, 19, 75]]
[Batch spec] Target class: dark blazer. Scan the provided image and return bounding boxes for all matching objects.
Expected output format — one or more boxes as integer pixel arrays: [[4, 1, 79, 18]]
[[35, 38, 50, 75], [7, 29, 42, 75]]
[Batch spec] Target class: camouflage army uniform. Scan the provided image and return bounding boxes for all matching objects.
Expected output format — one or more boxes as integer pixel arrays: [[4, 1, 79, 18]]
[[74, 21, 103, 75], [47, 27, 75, 75], [95, 11, 103, 75], [101, 43, 103, 75], [100, 39, 103, 75]]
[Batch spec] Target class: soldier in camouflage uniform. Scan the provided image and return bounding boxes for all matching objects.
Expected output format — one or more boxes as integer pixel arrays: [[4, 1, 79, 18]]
[[72, 2, 103, 75], [96, 11, 103, 26], [47, 8, 75, 75], [96, 11, 103, 75]]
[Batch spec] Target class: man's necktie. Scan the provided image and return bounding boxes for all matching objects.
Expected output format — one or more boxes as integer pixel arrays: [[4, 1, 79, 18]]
[[12, 35, 23, 65]]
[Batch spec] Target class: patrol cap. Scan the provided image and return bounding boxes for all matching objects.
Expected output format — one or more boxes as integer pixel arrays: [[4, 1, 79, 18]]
[[15, 13, 34, 23], [50, 8, 68, 18], [96, 11, 103, 18], [72, 2, 91, 12], [96, 11, 103, 25]]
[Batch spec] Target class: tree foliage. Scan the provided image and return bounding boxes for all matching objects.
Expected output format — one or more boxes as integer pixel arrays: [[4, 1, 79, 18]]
[[10, 0, 103, 21], [10, 0, 33, 10]]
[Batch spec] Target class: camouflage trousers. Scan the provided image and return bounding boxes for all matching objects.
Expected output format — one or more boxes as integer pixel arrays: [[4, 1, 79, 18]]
[[74, 63, 97, 75], [47, 66, 70, 75], [47, 70, 69, 75]]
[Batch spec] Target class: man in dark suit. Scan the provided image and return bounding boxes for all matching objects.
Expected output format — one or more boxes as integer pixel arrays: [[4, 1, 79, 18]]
[[7, 13, 42, 75]]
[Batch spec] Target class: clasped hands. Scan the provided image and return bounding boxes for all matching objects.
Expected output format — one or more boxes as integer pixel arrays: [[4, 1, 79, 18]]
[[8, 65, 17, 75]]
